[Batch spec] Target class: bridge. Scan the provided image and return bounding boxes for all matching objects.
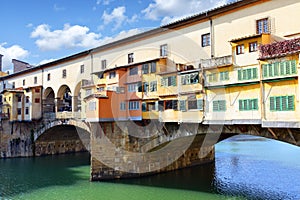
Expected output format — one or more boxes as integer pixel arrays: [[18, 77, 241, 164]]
[[0, 0, 300, 180]]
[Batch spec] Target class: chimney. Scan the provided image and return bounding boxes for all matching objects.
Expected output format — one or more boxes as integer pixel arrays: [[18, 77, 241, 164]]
[[0, 54, 3, 72], [12, 59, 32, 73]]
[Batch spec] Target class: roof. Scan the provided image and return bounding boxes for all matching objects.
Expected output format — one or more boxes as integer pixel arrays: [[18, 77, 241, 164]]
[[230, 33, 267, 43], [0, 0, 262, 81]]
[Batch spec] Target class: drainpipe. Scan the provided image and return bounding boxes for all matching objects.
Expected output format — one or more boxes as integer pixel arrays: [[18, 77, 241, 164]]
[[210, 18, 214, 58]]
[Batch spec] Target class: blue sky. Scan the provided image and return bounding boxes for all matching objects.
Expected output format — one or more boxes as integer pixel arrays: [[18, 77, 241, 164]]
[[0, 0, 234, 72]]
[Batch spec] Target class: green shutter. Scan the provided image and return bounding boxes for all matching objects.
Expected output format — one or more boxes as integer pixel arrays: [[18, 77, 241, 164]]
[[263, 65, 268, 78], [238, 70, 242, 80], [253, 99, 258, 110], [291, 60, 297, 74], [281, 96, 287, 111], [179, 100, 186, 111], [270, 97, 275, 111], [286, 61, 291, 75], [288, 96, 294, 111], [253, 68, 258, 79], [197, 99, 203, 110], [275, 97, 281, 111], [142, 102, 147, 112], [247, 69, 252, 80], [274, 63, 279, 76], [171, 76, 176, 86], [213, 101, 219, 111], [280, 62, 285, 75], [161, 77, 167, 86], [239, 100, 243, 111]]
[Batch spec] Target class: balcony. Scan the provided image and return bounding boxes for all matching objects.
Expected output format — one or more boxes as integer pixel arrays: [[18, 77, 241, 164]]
[[259, 38, 300, 59], [201, 55, 232, 69], [81, 80, 94, 88]]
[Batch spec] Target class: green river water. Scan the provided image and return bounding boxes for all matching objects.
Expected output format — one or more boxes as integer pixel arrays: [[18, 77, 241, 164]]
[[1, 135, 300, 200]]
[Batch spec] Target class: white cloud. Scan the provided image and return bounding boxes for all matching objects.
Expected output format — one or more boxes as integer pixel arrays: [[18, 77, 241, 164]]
[[0, 43, 29, 72], [101, 6, 137, 31], [31, 24, 102, 51], [38, 58, 56, 65], [142, 0, 233, 25]]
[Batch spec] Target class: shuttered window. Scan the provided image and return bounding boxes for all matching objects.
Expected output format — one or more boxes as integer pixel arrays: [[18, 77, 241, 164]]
[[179, 100, 186, 111], [239, 99, 258, 111], [220, 71, 229, 81], [213, 100, 226, 112], [161, 76, 177, 87], [270, 95, 294, 111], [238, 68, 258, 81], [262, 60, 297, 78]]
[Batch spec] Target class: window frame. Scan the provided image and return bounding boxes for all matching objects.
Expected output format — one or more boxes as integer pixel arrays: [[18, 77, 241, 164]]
[[201, 33, 211, 47], [236, 44, 245, 55], [128, 53, 134, 64], [160, 44, 168, 57]]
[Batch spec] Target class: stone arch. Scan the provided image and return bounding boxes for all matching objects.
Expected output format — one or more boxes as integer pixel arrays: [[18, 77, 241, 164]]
[[73, 81, 83, 112], [43, 87, 55, 114], [57, 85, 72, 112], [34, 123, 90, 156]]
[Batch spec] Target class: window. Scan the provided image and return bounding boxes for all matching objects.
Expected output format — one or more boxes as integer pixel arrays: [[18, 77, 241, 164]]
[[120, 102, 126, 111], [201, 33, 211, 47], [128, 53, 134, 64], [23, 79, 25, 86], [181, 72, 199, 85], [101, 60, 107, 70], [62, 69, 67, 78], [25, 107, 29, 115], [239, 99, 258, 111], [262, 60, 297, 78], [109, 71, 116, 79], [86, 89, 92, 96], [213, 100, 226, 112], [18, 95, 22, 102], [116, 87, 125, 94], [3, 83, 6, 89], [35, 98, 40, 103], [207, 73, 217, 82], [129, 101, 139, 110], [165, 100, 178, 110], [188, 100, 198, 110], [220, 71, 229, 81], [35, 88, 40, 93], [128, 83, 138, 92], [158, 101, 164, 111], [179, 100, 186, 111], [47, 73, 51, 81], [12, 82, 15, 89], [160, 44, 168, 57], [149, 81, 157, 92], [129, 67, 138, 76], [236, 44, 244, 55], [249, 42, 258, 52], [97, 87, 105, 92], [256, 18, 269, 34], [270, 95, 294, 111], [89, 102, 96, 111], [150, 62, 156, 73], [17, 108, 22, 115], [161, 76, 176, 87], [197, 99, 204, 111], [143, 82, 149, 92], [34, 76, 37, 84], [238, 68, 258, 81], [142, 63, 149, 74], [26, 96, 30, 103], [80, 65, 84, 74]]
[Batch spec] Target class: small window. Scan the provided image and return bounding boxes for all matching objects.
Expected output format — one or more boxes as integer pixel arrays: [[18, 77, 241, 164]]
[[120, 102, 126, 111], [101, 60, 107, 70], [25, 107, 29, 115], [150, 62, 156, 73], [12, 82, 15, 89], [128, 101, 139, 110], [150, 81, 157, 92], [35, 88, 40, 93], [213, 100, 226, 112], [128, 53, 134, 64], [188, 100, 198, 110], [142, 63, 149, 74], [236, 44, 244, 55], [34, 98, 40, 103], [47, 73, 51, 81], [160, 44, 168, 57], [3, 83, 6, 89], [62, 69, 67, 78], [17, 108, 22, 115], [165, 100, 178, 110], [109, 71, 116, 79], [26, 96, 30, 103], [34, 76, 37, 84], [256, 18, 270, 34], [18, 96, 22, 102], [249, 42, 258, 52], [23, 79, 25, 86], [201, 33, 211, 47], [129, 67, 138, 76], [80, 65, 84, 74]]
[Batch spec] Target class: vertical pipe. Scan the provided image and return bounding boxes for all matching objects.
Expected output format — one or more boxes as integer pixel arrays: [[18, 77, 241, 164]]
[[210, 18, 214, 58]]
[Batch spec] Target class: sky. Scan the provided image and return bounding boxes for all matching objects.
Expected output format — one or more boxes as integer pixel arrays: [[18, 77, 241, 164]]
[[0, 0, 235, 73]]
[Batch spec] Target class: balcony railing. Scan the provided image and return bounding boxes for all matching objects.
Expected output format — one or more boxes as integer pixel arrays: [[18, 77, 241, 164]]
[[259, 38, 300, 59], [201, 55, 232, 69]]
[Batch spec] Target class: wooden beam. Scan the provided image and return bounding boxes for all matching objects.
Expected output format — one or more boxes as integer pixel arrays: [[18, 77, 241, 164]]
[[267, 128, 278, 139], [287, 128, 297, 145]]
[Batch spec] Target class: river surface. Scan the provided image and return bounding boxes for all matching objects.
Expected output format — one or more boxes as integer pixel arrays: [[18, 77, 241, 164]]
[[1, 135, 300, 200]]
